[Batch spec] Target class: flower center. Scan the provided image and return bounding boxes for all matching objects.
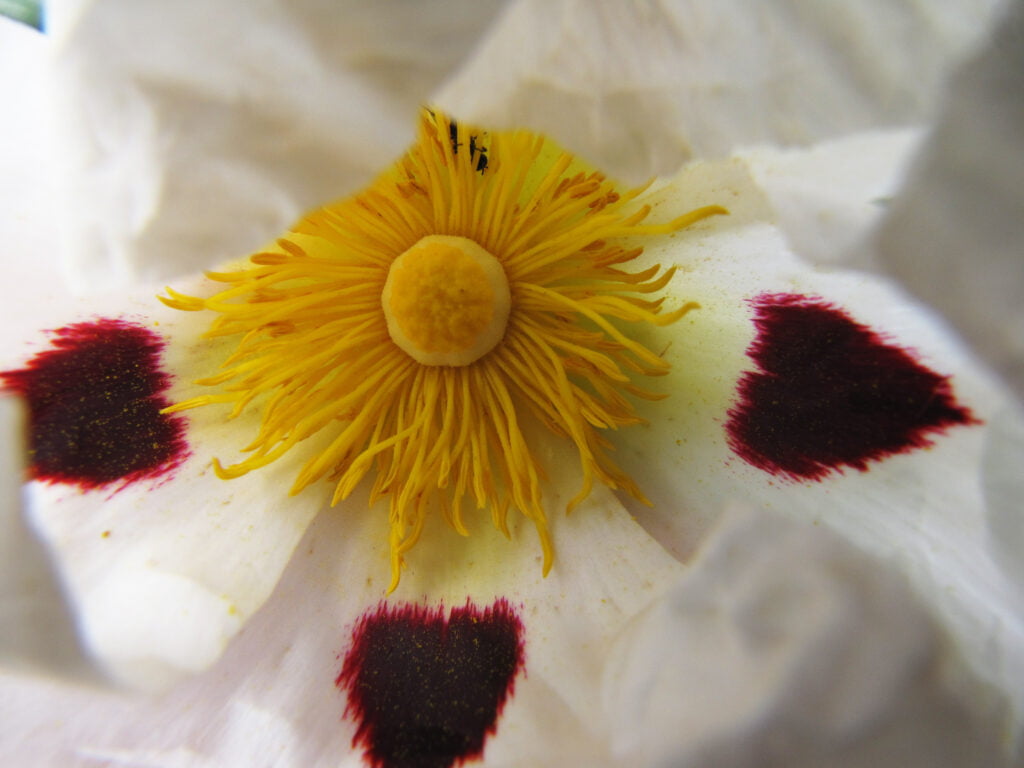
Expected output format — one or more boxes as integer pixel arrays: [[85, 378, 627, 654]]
[[382, 235, 511, 366]]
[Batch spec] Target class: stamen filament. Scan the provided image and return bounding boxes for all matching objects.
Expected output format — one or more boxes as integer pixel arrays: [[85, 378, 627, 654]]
[[161, 108, 726, 591]]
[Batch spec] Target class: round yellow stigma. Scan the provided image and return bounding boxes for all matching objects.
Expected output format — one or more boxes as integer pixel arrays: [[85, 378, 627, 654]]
[[382, 235, 510, 366]]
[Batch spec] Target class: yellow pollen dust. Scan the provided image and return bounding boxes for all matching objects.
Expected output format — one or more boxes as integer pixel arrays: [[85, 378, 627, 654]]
[[382, 235, 510, 366]]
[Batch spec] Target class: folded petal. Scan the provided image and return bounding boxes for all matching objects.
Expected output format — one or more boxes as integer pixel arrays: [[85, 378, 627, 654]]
[[437, 0, 998, 182], [0, 396, 101, 683], [737, 128, 922, 267], [612, 145, 1024, 736], [0, 14, 61, 348], [0, 456, 688, 766], [981, 401, 1024, 602], [1, 280, 335, 690], [875, 0, 1024, 400], [0, 13, 103, 683], [604, 511, 1012, 766], [47, 0, 510, 291]]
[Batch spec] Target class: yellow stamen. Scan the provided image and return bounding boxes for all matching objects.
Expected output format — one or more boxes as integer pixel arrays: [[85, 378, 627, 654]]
[[160, 108, 727, 593]]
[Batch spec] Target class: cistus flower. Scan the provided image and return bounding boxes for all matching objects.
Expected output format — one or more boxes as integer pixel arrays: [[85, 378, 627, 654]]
[[161, 108, 724, 590], [2, 2, 1023, 768]]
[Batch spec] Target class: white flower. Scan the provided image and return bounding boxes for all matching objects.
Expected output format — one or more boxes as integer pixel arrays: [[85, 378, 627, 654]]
[[2, 2, 1022, 766]]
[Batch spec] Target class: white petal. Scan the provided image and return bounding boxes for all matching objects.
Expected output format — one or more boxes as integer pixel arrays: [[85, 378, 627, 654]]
[[875, 1, 1024, 401], [0, 14, 103, 683], [0, 449, 687, 766], [981, 402, 1024, 602], [6, 17, 333, 687], [1, 279, 337, 690], [603, 511, 1011, 767], [436, 0, 999, 182], [738, 128, 923, 267], [47, 0, 509, 292], [0, 16, 64, 352], [612, 151, 1024, 736], [0, 396, 100, 682]]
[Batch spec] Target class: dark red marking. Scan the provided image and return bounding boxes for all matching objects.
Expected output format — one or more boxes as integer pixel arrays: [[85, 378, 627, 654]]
[[1, 318, 189, 490], [726, 293, 978, 481], [337, 599, 525, 768]]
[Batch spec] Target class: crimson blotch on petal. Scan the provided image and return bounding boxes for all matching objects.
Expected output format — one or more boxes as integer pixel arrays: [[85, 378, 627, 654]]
[[1, 318, 190, 489], [726, 293, 979, 480], [337, 599, 524, 768]]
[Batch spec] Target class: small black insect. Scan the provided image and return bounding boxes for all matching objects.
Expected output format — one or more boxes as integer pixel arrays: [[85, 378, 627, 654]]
[[469, 135, 488, 173], [448, 120, 463, 155], [447, 117, 488, 174]]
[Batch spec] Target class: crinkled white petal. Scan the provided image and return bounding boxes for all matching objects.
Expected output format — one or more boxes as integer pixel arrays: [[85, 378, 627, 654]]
[[737, 128, 923, 267], [47, 0, 510, 292], [614, 146, 1024, 738], [981, 402, 1024, 604], [875, 0, 1024, 401], [0, 15, 101, 683], [436, 0, 1000, 182], [4, 133, 1015, 761], [603, 511, 1011, 767], [0, 396, 99, 682], [6, 7, 1020, 756], [2, 278, 337, 690], [0, 444, 687, 767], [0, 16, 63, 353]]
